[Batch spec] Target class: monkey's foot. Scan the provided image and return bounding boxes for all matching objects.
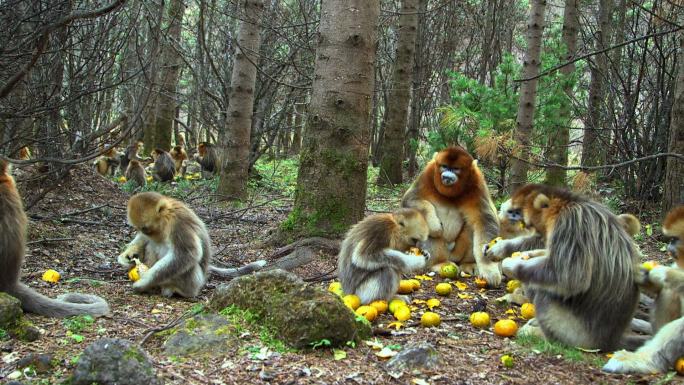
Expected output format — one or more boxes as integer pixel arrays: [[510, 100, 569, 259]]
[[518, 318, 545, 339], [459, 262, 476, 275], [477, 261, 502, 287], [602, 350, 659, 374]]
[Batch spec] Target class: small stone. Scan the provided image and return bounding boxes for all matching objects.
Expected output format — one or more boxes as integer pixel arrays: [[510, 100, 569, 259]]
[[70, 338, 160, 385], [16, 353, 54, 373], [385, 342, 441, 377], [162, 314, 236, 357]]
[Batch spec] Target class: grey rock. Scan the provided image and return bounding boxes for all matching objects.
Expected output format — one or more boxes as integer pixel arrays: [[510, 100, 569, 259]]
[[208, 269, 371, 348], [70, 338, 161, 385], [16, 353, 54, 373], [163, 313, 235, 357], [0, 293, 40, 342], [386, 342, 441, 376]]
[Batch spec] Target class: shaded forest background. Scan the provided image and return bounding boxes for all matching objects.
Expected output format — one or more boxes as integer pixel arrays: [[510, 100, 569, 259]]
[[0, 0, 682, 235]]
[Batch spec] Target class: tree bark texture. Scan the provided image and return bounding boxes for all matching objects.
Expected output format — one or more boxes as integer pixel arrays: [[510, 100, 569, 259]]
[[510, 0, 546, 191], [544, 0, 578, 186], [290, 0, 380, 237], [663, 30, 684, 213], [406, 0, 426, 179], [377, 0, 418, 185], [581, 0, 611, 167], [217, 0, 264, 200]]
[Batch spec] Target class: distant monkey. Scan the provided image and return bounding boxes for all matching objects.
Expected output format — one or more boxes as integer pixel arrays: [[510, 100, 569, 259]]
[[604, 205, 684, 374], [0, 160, 109, 317], [93, 147, 121, 177], [501, 184, 640, 351], [498, 198, 534, 239], [18, 146, 31, 160], [125, 160, 146, 188], [151, 149, 175, 182], [195, 142, 218, 178], [338, 208, 429, 304], [118, 192, 266, 297], [402, 146, 501, 285], [169, 145, 188, 175], [119, 141, 143, 174]]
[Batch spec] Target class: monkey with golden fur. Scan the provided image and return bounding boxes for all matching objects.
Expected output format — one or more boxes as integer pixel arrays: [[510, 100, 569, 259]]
[[151, 148, 175, 182], [338, 208, 429, 304], [119, 140, 143, 174], [125, 160, 147, 188], [195, 142, 218, 178], [93, 146, 121, 177], [118, 192, 266, 297], [500, 184, 640, 351], [402, 146, 501, 285], [18, 146, 31, 160], [603, 205, 684, 374], [0, 160, 109, 317], [169, 145, 188, 175]]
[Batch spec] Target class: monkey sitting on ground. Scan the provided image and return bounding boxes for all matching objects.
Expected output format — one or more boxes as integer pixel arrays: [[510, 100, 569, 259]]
[[125, 160, 146, 188], [338, 208, 430, 304], [119, 140, 143, 174], [118, 192, 266, 297], [18, 146, 31, 160], [500, 184, 641, 351], [93, 147, 121, 177], [169, 145, 187, 175], [603, 205, 684, 374], [0, 160, 109, 317], [195, 142, 218, 178], [151, 148, 176, 182], [402, 146, 501, 286]]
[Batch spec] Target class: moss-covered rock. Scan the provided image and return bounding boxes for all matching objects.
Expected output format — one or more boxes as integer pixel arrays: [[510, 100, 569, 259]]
[[162, 314, 237, 357], [208, 269, 371, 348], [0, 292, 40, 342], [70, 338, 161, 385]]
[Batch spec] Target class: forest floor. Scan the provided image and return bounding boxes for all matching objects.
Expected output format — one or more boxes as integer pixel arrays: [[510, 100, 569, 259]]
[[0, 162, 679, 385]]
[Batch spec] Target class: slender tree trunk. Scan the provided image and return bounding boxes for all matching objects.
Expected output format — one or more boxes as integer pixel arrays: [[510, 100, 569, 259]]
[[581, 0, 611, 167], [377, 0, 418, 185], [663, 30, 684, 213], [510, 0, 546, 191], [153, 0, 185, 152], [217, 0, 264, 200], [288, 0, 380, 237], [407, 0, 426, 179], [544, 0, 578, 186], [289, 102, 304, 155]]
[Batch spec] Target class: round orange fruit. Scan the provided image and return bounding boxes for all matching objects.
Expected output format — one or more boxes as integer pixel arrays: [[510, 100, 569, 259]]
[[494, 319, 518, 337]]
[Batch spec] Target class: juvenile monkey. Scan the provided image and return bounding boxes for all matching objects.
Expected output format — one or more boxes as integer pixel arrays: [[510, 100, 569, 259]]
[[338, 208, 430, 304], [0, 160, 109, 317], [498, 198, 534, 239], [125, 160, 146, 188], [119, 140, 143, 173], [195, 142, 218, 178], [169, 145, 187, 175], [93, 147, 121, 176], [118, 192, 266, 297], [18, 146, 31, 160], [603, 205, 684, 374], [151, 148, 175, 182], [501, 184, 640, 351]]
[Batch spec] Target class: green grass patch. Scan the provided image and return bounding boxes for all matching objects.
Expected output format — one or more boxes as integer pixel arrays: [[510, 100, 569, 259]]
[[516, 334, 606, 367], [219, 305, 293, 354]]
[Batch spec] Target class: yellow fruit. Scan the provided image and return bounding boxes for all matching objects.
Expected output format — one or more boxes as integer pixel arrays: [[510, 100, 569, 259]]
[[501, 354, 514, 368], [426, 298, 441, 309], [494, 319, 518, 337], [421, 312, 441, 327], [355, 305, 378, 322], [328, 281, 344, 296], [409, 279, 421, 290], [397, 280, 415, 294], [128, 267, 140, 282], [388, 298, 407, 313], [146, 176, 153, 182], [343, 294, 361, 310], [520, 303, 536, 320], [369, 300, 388, 314], [488, 237, 503, 248], [409, 247, 422, 255], [510, 252, 529, 260], [394, 306, 411, 321], [439, 263, 459, 279], [435, 283, 452, 296], [469, 312, 490, 328], [506, 279, 522, 293], [118, 176, 127, 183], [675, 357, 684, 375], [642, 261, 658, 271], [42, 269, 60, 283], [474, 278, 488, 288]]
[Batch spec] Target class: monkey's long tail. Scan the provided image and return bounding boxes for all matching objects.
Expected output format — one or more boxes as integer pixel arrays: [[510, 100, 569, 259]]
[[9, 283, 110, 318], [210, 260, 267, 279]]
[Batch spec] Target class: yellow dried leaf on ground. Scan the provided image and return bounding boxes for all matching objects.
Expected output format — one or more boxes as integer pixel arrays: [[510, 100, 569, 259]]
[[457, 293, 473, 299], [453, 281, 467, 291], [42, 269, 60, 283], [414, 274, 433, 281], [387, 322, 404, 330]]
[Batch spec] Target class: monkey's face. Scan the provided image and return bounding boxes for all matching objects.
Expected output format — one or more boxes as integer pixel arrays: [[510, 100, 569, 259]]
[[198, 144, 207, 157], [431, 147, 473, 196], [127, 193, 169, 243], [396, 209, 429, 248], [0, 161, 16, 190], [663, 206, 684, 267]]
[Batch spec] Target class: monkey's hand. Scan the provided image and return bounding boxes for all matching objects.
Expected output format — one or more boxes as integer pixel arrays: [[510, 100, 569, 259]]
[[477, 260, 502, 286], [485, 238, 514, 261], [118, 243, 143, 269], [644, 266, 669, 290], [385, 249, 426, 272], [501, 256, 525, 279], [428, 219, 443, 238]]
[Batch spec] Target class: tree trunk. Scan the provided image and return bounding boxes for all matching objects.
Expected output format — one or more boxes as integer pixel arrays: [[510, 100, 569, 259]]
[[581, 0, 611, 167], [406, 0, 426, 179], [663, 30, 684, 213], [289, 102, 304, 155], [544, 0, 578, 186], [377, 0, 418, 185], [153, 0, 186, 152], [288, 0, 380, 237], [217, 0, 264, 200], [510, 0, 546, 191]]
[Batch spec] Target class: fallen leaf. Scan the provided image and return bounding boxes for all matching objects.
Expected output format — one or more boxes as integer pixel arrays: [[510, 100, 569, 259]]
[[364, 339, 384, 350], [375, 347, 398, 359], [333, 349, 347, 361], [576, 347, 601, 353], [412, 379, 430, 385], [505, 309, 516, 315], [387, 321, 404, 330], [457, 293, 473, 299], [151, 308, 163, 314], [414, 275, 433, 281], [453, 281, 467, 291], [412, 299, 426, 305]]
